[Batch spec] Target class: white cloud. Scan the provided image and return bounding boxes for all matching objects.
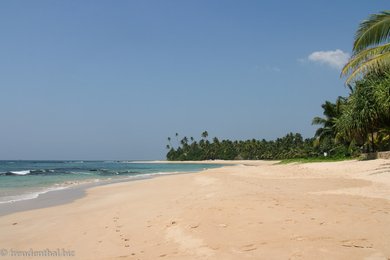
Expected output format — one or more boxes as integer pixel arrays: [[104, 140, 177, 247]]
[[307, 49, 350, 69]]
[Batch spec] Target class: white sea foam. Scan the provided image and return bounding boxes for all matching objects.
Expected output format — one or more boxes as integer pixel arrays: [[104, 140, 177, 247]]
[[0, 186, 68, 204], [120, 160, 158, 164], [0, 170, 190, 204], [135, 171, 181, 178], [10, 170, 31, 175]]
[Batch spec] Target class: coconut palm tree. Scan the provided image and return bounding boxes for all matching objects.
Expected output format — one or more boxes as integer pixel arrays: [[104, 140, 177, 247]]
[[342, 11, 390, 84], [312, 97, 345, 143]]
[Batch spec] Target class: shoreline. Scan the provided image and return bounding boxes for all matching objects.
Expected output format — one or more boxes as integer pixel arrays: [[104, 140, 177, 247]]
[[0, 160, 249, 211], [0, 162, 234, 216], [1, 159, 389, 259], [0, 183, 86, 217]]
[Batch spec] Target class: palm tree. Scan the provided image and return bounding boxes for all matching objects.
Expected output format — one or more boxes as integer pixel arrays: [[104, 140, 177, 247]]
[[342, 11, 390, 84], [181, 136, 189, 145], [201, 131, 208, 140], [175, 132, 179, 147], [336, 78, 382, 152], [312, 97, 345, 143]]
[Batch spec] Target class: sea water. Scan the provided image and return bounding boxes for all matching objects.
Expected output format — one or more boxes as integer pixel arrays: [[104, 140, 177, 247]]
[[0, 160, 223, 204]]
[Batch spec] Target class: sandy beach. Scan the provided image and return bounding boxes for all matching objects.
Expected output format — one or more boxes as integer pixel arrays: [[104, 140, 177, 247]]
[[1, 159, 390, 259]]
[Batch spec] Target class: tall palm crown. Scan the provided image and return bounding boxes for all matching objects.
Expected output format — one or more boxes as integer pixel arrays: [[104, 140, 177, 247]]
[[312, 98, 345, 142], [341, 11, 390, 84]]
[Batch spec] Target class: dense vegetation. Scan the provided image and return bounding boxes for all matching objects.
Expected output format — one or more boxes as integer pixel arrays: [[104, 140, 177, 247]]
[[166, 132, 344, 161], [166, 11, 390, 161], [313, 72, 390, 155]]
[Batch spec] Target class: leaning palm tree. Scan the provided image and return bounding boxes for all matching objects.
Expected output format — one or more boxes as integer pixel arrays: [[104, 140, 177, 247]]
[[341, 11, 390, 84]]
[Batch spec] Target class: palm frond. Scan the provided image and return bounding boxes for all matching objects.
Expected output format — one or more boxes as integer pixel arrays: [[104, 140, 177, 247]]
[[344, 51, 390, 85], [353, 11, 390, 53], [341, 43, 390, 77], [312, 117, 326, 125]]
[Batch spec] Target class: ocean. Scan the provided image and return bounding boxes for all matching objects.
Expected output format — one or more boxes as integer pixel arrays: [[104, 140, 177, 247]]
[[0, 160, 224, 204]]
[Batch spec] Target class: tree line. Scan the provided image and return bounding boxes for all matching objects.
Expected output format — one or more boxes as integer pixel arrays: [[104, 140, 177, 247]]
[[166, 131, 348, 161]]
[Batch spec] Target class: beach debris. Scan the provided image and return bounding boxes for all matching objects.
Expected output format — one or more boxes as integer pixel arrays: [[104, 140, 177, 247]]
[[166, 221, 177, 227], [217, 224, 227, 228], [12, 222, 18, 225], [190, 224, 199, 229]]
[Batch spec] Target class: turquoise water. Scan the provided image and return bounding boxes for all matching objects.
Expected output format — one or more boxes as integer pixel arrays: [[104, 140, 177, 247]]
[[0, 161, 223, 204]]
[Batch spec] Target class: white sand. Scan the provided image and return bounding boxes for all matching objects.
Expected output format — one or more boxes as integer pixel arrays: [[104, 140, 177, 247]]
[[0, 159, 389, 259]]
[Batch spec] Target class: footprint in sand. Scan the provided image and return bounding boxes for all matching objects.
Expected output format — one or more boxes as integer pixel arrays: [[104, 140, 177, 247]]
[[341, 239, 373, 249], [112, 215, 131, 248], [241, 244, 257, 252]]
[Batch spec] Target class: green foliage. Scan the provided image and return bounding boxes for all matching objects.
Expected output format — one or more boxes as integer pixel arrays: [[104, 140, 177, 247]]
[[166, 132, 331, 161], [312, 97, 346, 146], [312, 72, 389, 155], [334, 73, 390, 152]]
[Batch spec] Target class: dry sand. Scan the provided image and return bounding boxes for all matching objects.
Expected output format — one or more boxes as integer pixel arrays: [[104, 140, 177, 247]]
[[0, 159, 390, 259]]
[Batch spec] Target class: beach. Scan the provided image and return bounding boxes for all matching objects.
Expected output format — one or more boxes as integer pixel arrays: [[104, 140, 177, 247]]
[[0, 159, 390, 259]]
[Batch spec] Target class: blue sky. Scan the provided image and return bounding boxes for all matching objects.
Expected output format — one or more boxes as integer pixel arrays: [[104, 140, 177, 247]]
[[0, 1, 388, 160]]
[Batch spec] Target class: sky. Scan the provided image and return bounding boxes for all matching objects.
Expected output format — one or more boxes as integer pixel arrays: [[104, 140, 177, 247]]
[[0, 0, 388, 160]]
